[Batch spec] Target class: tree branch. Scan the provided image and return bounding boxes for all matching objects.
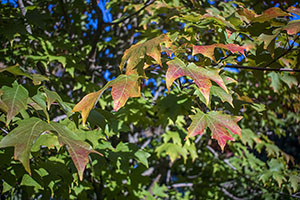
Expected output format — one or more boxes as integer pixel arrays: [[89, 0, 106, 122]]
[[88, 0, 104, 69], [222, 64, 300, 72], [17, 0, 32, 34], [106, 0, 155, 26]]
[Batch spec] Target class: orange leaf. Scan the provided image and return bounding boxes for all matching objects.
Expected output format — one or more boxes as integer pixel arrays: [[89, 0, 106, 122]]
[[166, 58, 227, 105], [187, 111, 242, 151], [110, 74, 141, 111], [73, 75, 141, 125], [73, 90, 103, 126]]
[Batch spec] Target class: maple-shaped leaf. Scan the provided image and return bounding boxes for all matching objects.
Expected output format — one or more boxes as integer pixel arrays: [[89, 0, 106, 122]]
[[192, 43, 247, 62], [73, 90, 104, 126], [0, 118, 49, 174], [252, 7, 290, 23], [73, 74, 140, 125], [187, 111, 242, 151], [166, 58, 227, 104], [0, 81, 29, 125], [110, 74, 141, 110], [48, 122, 103, 181], [119, 34, 170, 75]]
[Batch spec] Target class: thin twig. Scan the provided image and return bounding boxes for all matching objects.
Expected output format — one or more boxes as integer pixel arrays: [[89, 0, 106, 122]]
[[106, 0, 155, 26], [222, 64, 300, 72], [17, 0, 32, 34], [88, 0, 104, 69]]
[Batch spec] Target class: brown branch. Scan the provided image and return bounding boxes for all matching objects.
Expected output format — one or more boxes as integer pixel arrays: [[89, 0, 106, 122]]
[[88, 0, 104, 69], [17, 0, 32, 34], [262, 35, 300, 69], [222, 64, 300, 72], [106, 0, 155, 26]]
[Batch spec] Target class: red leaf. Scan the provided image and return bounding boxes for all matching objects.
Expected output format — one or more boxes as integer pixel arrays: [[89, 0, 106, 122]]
[[166, 58, 227, 104], [252, 7, 290, 23], [73, 74, 141, 124], [187, 111, 242, 151], [192, 43, 247, 62]]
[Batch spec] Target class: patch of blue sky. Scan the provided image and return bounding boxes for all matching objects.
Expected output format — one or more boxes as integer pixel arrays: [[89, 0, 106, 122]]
[[127, 24, 132, 30], [104, 48, 110, 55], [144, 78, 157, 87], [133, 32, 141, 38], [1, 0, 17, 7], [208, 0, 215, 5], [224, 64, 239, 73], [103, 70, 115, 81], [104, 36, 112, 42]]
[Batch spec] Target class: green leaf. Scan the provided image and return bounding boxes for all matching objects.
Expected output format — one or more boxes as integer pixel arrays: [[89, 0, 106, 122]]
[[0, 118, 49, 174], [20, 174, 43, 190], [268, 72, 282, 93], [290, 175, 300, 192], [134, 150, 150, 168], [47, 122, 103, 181], [1, 81, 29, 125]]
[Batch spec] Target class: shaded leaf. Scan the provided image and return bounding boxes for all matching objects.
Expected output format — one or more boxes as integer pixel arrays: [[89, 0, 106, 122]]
[[187, 111, 242, 151], [0, 118, 49, 174], [1, 81, 29, 125], [48, 122, 103, 181], [166, 58, 227, 104]]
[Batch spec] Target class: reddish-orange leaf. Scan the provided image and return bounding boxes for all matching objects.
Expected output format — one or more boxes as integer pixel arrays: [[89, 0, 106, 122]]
[[48, 122, 103, 181], [287, 6, 300, 15], [282, 20, 300, 35], [119, 34, 170, 75], [252, 7, 290, 23], [110, 74, 141, 111], [166, 58, 227, 104], [73, 74, 141, 125], [192, 43, 247, 62], [187, 111, 242, 151]]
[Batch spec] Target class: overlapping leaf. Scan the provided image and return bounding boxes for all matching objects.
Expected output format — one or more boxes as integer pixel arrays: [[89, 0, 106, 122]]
[[166, 58, 227, 104], [192, 43, 248, 62], [252, 7, 290, 23], [48, 122, 103, 181], [73, 74, 140, 125], [0, 118, 49, 174], [0, 81, 29, 125], [0, 117, 102, 181], [187, 111, 242, 151], [119, 34, 170, 75]]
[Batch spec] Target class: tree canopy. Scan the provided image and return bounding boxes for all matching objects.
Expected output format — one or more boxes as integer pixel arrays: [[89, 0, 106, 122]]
[[1, 0, 300, 199]]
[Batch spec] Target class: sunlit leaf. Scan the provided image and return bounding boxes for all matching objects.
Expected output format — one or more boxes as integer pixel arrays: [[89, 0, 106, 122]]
[[0, 81, 29, 125], [0, 118, 49, 174], [119, 34, 170, 75], [166, 58, 227, 104], [252, 7, 290, 23], [48, 122, 103, 181], [187, 111, 242, 151], [192, 43, 247, 62]]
